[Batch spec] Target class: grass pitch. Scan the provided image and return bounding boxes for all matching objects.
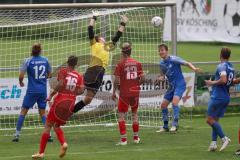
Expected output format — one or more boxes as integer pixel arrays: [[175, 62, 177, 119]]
[[0, 116, 239, 160]]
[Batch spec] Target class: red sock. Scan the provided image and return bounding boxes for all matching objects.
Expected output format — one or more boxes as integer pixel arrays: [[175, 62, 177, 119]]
[[54, 127, 66, 145], [132, 122, 139, 140], [238, 128, 240, 144], [132, 122, 139, 133], [118, 120, 126, 142], [118, 121, 126, 135], [39, 132, 50, 154], [121, 137, 127, 142]]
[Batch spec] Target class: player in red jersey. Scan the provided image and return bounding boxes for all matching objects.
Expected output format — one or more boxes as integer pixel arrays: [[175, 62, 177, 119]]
[[32, 55, 84, 159], [112, 42, 145, 145]]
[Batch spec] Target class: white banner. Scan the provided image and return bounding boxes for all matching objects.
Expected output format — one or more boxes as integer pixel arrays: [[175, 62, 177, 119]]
[[164, 0, 240, 43], [0, 73, 195, 115], [77, 73, 195, 113], [138, 73, 195, 108], [0, 79, 50, 115]]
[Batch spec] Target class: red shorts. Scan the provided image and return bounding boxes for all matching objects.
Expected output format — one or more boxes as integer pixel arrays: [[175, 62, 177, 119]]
[[118, 96, 139, 113], [47, 94, 76, 126]]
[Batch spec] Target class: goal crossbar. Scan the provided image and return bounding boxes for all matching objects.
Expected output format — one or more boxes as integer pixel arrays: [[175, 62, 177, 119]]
[[0, 1, 176, 9]]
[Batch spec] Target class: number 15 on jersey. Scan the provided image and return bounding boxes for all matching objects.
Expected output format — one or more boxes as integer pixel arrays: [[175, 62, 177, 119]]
[[125, 66, 138, 80]]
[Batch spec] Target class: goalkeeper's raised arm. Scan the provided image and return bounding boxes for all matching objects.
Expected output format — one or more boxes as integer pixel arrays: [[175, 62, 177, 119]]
[[88, 11, 98, 45], [88, 11, 128, 46], [111, 15, 128, 45]]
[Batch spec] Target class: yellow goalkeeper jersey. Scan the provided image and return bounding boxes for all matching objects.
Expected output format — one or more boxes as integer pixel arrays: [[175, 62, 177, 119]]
[[89, 39, 109, 69]]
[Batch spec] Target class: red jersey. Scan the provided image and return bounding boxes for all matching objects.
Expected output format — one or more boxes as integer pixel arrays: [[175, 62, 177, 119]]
[[57, 67, 84, 96], [114, 57, 143, 97]]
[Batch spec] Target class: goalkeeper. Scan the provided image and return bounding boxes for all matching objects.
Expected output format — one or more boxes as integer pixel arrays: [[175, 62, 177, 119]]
[[73, 11, 128, 113]]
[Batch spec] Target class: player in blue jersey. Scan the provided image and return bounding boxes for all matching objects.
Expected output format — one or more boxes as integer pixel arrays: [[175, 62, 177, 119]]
[[156, 44, 201, 133], [12, 43, 52, 142], [205, 47, 234, 152]]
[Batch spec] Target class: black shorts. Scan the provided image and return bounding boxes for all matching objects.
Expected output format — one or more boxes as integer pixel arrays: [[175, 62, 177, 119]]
[[84, 66, 105, 93]]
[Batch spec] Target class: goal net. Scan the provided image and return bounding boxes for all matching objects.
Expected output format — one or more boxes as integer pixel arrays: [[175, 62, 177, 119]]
[[0, 2, 189, 131]]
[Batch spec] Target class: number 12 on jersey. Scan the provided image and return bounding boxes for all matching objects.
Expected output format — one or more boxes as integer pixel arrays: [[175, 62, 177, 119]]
[[33, 65, 46, 79]]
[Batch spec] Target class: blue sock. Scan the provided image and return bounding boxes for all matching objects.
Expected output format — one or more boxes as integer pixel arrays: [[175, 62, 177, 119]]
[[172, 105, 180, 126], [212, 122, 225, 138], [212, 128, 218, 141], [162, 108, 169, 129], [41, 115, 46, 125], [16, 115, 25, 136]]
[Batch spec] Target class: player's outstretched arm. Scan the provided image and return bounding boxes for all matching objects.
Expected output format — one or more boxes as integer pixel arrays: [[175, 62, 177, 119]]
[[185, 62, 202, 73], [47, 72, 52, 79], [47, 79, 64, 102], [158, 63, 166, 81], [88, 11, 100, 44], [138, 64, 145, 84], [18, 72, 25, 87], [47, 61, 52, 78], [139, 74, 145, 84], [112, 76, 120, 101], [19, 59, 28, 87], [112, 15, 128, 45], [47, 69, 52, 79], [75, 85, 85, 95], [233, 78, 240, 84], [89, 11, 97, 26], [205, 75, 227, 86]]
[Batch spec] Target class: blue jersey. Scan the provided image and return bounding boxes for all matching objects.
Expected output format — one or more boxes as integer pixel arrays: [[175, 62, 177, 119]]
[[211, 62, 234, 100], [160, 56, 187, 86], [20, 56, 52, 94]]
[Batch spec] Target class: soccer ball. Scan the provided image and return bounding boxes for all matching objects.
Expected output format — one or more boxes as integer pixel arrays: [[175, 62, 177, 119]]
[[223, 0, 240, 37], [151, 16, 163, 27]]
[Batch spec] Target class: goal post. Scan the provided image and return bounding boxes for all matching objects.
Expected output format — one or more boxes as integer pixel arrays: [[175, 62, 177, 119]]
[[0, 1, 179, 130]]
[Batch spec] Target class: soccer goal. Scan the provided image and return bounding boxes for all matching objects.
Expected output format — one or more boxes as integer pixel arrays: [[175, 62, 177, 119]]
[[0, 1, 184, 131]]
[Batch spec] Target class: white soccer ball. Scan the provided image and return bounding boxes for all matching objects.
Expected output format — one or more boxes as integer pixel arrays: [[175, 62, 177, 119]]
[[151, 16, 163, 27], [223, 0, 240, 37]]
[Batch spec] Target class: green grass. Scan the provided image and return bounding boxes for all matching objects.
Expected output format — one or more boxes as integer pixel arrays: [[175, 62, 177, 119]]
[[177, 42, 240, 72], [0, 116, 239, 160], [178, 42, 240, 62]]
